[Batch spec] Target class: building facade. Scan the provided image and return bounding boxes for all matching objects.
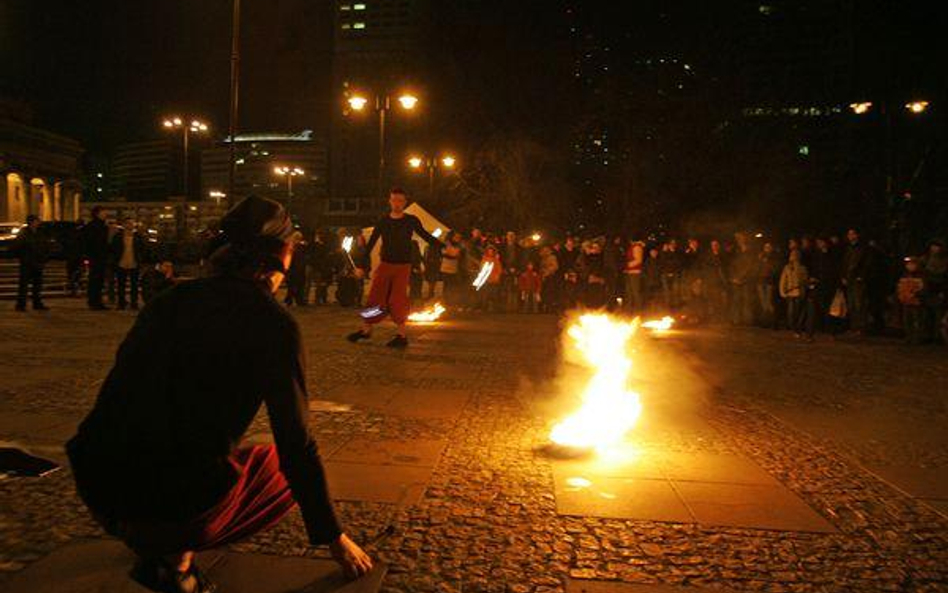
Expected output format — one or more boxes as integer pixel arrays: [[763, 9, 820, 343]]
[[330, 0, 430, 222], [201, 131, 328, 225], [0, 100, 83, 223]]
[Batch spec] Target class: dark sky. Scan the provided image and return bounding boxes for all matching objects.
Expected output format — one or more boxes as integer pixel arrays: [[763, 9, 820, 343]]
[[4, 1, 945, 156], [3, 0, 334, 153]]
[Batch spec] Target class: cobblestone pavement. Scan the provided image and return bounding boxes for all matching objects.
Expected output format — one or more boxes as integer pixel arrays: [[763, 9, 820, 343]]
[[1, 301, 947, 592]]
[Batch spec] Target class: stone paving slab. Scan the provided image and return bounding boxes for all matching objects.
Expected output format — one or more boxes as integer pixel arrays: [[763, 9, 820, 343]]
[[2, 539, 384, 593], [659, 451, 779, 486], [553, 472, 694, 523], [672, 481, 836, 533], [323, 461, 430, 504], [865, 464, 948, 500], [328, 436, 446, 467]]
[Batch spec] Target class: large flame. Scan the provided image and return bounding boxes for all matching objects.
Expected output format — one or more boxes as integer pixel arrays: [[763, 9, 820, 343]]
[[641, 316, 674, 331], [550, 313, 643, 452], [408, 302, 446, 322]]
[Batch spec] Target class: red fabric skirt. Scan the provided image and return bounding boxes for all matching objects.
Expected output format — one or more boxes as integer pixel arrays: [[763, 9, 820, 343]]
[[101, 445, 295, 556], [365, 262, 411, 325]]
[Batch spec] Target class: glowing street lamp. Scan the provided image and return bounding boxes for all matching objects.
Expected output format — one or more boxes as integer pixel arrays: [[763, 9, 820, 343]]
[[344, 89, 422, 205], [849, 101, 873, 115], [905, 100, 929, 114], [161, 115, 209, 200], [407, 154, 459, 200], [397, 94, 419, 110], [208, 190, 227, 206], [273, 166, 305, 214]]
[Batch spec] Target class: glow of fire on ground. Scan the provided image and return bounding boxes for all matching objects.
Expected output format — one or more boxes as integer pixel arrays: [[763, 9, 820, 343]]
[[550, 313, 644, 454], [641, 315, 675, 332], [408, 302, 446, 322], [471, 261, 494, 290]]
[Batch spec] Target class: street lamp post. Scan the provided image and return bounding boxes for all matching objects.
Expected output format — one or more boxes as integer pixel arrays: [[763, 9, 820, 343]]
[[162, 117, 209, 200], [408, 154, 457, 200], [273, 166, 305, 215], [850, 99, 931, 252], [345, 91, 419, 206]]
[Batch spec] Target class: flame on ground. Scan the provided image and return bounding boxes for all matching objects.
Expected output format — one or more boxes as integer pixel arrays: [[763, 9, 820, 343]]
[[641, 316, 674, 331], [408, 302, 446, 322], [550, 313, 643, 452]]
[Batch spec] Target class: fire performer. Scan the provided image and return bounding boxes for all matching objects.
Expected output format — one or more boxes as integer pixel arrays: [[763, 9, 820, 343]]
[[67, 196, 372, 593], [347, 188, 442, 348]]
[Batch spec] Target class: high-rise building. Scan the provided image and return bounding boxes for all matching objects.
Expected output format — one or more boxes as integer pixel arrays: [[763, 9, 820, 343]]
[[110, 140, 179, 203], [201, 131, 328, 225], [329, 0, 430, 221]]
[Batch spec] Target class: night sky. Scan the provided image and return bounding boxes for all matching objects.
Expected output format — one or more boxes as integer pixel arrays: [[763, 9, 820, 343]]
[[6, 2, 946, 150]]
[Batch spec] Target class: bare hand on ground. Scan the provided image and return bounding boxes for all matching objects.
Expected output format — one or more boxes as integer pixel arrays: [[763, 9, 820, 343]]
[[329, 533, 373, 579]]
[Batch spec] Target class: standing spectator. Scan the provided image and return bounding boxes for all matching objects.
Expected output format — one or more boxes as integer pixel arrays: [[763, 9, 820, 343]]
[[502, 231, 522, 312], [682, 239, 703, 309], [478, 245, 503, 311], [64, 217, 84, 296], [921, 239, 947, 341], [897, 257, 927, 344], [578, 240, 607, 309], [304, 231, 332, 305], [538, 246, 559, 312], [558, 237, 582, 311], [603, 236, 623, 309], [807, 237, 841, 336], [659, 240, 684, 310], [756, 242, 780, 328], [14, 215, 48, 312], [82, 206, 110, 310], [623, 240, 646, 314], [111, 217, 146, 310], [423, 236, 442, 300], [779, 249, 809, 335], [644, 246, 663, 314], [729, 232, 756, 325], [702, 239, 729, 322], [841, 228, 869, 333], [519, 262, 542, 313], [409, 239, 424, 300], [440, 231, 464, 307]]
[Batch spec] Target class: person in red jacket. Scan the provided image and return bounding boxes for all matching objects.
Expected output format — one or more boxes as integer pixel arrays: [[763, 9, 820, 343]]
[[518, 262, 542, 313]]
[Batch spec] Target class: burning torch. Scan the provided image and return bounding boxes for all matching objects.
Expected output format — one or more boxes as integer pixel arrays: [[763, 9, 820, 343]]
[[472, 261, 494, 291]]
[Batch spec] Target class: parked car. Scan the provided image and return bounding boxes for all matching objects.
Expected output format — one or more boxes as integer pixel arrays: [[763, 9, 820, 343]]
[[0, 222, 24, 259]]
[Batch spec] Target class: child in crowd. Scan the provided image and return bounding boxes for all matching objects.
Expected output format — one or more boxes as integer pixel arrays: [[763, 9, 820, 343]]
[[898, 257, 927, 344], [518, 262, 542, 313]]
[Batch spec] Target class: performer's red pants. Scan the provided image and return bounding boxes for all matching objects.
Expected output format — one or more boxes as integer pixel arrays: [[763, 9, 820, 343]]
[[96, 445, 295, 556], [365, 262, 411, 325]]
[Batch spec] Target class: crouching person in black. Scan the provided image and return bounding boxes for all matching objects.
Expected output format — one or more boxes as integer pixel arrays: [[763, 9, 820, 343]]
[[67, 196, 372, 593]]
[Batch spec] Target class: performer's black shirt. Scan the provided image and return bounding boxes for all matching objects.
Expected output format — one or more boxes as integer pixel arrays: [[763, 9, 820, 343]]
[[66, 275, 342, 545], [364, 213, 441, 266]]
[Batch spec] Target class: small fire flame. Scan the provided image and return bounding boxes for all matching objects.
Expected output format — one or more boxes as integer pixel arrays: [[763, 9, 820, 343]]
[[472, 261, 494, 291], [342, 236, 354, 252], [550, 313, 643, 452], [641, 316, 674, 331], [408, 302, 446, 322]]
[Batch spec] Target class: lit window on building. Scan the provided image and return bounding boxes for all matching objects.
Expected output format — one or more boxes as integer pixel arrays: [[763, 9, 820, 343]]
[[798, 145, 810, 156], [341, 23, 351, 29], [340, 4, 351, 10], [354, 3, 366, 9], [353, 22, 366, 29]]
